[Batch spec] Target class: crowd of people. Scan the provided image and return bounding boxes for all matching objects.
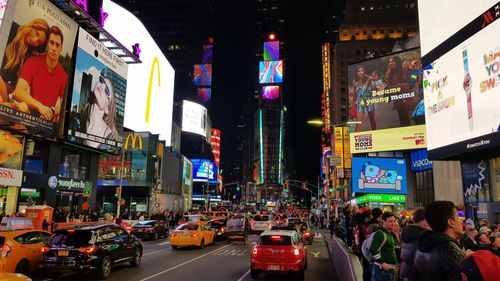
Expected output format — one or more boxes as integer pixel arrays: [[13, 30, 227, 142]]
[[334, 201, 499, 281]]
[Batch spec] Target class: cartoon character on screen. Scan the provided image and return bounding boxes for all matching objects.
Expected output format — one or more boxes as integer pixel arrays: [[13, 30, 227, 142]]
[[379, 170, 403, 184], [361, 162, 382, 183], [85, 68, 117, 149]]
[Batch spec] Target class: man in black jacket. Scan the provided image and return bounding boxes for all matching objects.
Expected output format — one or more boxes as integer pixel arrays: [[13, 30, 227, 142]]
[[414, 201, 465, 281], [400, 207, 429, 281]]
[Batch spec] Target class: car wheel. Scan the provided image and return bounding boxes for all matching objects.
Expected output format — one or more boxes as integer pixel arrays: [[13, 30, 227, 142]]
[[130, 248, 142, 267], [95, 256, 112, 280], [199, 238, 205, 249], [172, 245, 178, 250], [296, 268, 305, 281], [250, 269, 260, 279], [15, 259, 29, 275]]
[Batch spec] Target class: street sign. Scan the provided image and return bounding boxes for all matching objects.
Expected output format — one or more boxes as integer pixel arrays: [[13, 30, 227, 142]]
[[330, 156, 341, 166]]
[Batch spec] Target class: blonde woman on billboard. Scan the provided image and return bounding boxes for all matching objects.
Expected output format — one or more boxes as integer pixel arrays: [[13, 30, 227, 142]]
[[0, 18, 49, 101], [85, 69, 118, 149]]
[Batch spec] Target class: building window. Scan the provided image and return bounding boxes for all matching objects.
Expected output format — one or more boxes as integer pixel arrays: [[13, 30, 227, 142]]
[[23, 139, 50, 174], [59, 149, 87, 180]]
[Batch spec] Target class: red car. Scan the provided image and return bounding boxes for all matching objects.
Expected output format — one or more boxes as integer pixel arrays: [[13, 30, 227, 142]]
[[250, 230, 307, 280]]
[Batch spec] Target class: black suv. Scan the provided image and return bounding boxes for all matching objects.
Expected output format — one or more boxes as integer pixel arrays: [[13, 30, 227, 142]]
[[40, 223, 142, 280]]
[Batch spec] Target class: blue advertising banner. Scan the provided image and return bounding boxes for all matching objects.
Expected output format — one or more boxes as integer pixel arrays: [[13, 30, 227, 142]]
[[191, 159, 216, 180], [352, 157, 408, 194], [410, 149, 433, 171]]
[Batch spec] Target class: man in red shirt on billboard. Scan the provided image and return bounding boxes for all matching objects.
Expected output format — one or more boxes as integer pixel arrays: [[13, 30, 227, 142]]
[[13, 25, 67, 123]]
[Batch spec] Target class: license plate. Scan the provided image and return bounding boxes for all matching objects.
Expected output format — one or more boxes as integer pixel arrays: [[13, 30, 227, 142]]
[[267, 265, 280, 271], [58, 250, 69, 256]]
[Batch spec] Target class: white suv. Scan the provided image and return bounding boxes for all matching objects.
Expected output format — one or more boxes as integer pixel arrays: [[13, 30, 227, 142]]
[[251, 214, 273, 232]]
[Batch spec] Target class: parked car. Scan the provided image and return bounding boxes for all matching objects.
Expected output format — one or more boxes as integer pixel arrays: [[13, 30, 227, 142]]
[[40, 223, 142, 280], [131, 220, 168, 240], [250, 230, 307, 280], [208, 219, 227, 240]]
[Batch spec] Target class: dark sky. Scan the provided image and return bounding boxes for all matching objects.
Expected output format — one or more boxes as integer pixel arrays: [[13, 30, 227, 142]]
[[212, 1, 325, 183]]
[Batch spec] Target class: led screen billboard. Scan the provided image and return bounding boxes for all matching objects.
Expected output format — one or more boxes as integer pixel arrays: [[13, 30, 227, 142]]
[[262, 85, 279, 100], [0, 128, 23, 170], [259, 60, 283, 84], [264, 41, 279, 61], [352, 157, 408, 194], [68, 28, 127, 154], [193, 64, 212, 86], [103, 0, 175, 144], [182, 100, 208, 137], [202, 44, 213, 64], [421, 3, 500, 159], [197, 88, 211, 103], [191, 158, 216, 181], [0, 0, 78, 138]]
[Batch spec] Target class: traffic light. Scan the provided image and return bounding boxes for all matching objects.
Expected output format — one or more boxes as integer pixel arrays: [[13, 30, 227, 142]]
[[236, 184, 240, 191], [329, 187, 334, 193]]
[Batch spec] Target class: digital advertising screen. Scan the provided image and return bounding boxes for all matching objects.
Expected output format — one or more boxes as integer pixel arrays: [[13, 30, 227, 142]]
[[193, 64, 212, 86], [182, 100, 208, 137], [0, 0, 78, 138], [67, 28, 128, 154], [191, 158, 216, 181], [259, 60, 283, 84], [262, 85, 280, 100], [264, 41, 279, 61], [103, 0, 175, 144], [182, 157, 193, 197], [421, 3, 500, 159], [197, 88, 211, 103], [0, 128, 23, 170], [352, 157, 408, 194], [202, 44, 213, 64], [347, 49, 427, 153]]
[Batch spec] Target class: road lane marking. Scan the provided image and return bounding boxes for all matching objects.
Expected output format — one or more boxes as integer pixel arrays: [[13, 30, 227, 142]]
[[158, 241, 170, 245], [212, 249, 247, 256], [311, 251, 320, 258], [143, 249, 169, 257], [139, 243, 235, 281], [237, 269, 251, 281]]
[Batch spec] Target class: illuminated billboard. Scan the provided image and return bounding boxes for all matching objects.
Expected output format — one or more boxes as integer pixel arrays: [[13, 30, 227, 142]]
[[68, 28, 127, 154], [193, 64, 212, 86], [197, 88, 211, 103], [0, 129, 23, 170], [420, 1, 500, 158], [262, 85, 280, 100], [211, 128, 221, 169], [352, 157, 408, 194], [202, 44, 213, 64], [350, 125, 426, 154], [0, 0, 78, 138], [259, 60, 283, 84], [191, 158, 216, 181], [103, 0, 175, 144], [182, 100, 208, 137], [263, 41, 279, 61]]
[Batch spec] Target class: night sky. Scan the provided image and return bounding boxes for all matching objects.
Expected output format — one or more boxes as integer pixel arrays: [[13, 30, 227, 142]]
[[212, 1, 325, 183]]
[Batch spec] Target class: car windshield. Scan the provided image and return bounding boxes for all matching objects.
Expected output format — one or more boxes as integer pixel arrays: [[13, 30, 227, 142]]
[[259, 235, 292, 246], [253, 215, 270, 221], [176, 224, 199, 231], [48, 230, 93, 247], [135, 221, 154, 226]]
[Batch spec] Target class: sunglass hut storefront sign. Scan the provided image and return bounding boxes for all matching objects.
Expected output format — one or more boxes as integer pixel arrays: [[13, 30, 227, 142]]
[[52, 177, 91, 191]]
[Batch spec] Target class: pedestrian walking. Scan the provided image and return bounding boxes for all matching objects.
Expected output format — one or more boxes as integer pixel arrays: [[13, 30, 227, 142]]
[[414, 201, 465, 281]]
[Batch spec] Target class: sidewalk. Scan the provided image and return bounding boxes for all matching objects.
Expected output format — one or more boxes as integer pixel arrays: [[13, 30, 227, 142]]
[[317, 228, 363, 281]]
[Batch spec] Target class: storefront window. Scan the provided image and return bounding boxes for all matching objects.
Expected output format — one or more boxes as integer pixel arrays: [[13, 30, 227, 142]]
[[23, 139, 49, 174], [59, 149, 88, 180]]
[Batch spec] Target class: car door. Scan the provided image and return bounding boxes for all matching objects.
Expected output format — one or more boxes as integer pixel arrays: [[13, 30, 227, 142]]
[[13, 232, 37, 270], [201, 225, 213, 244], [98, 226, 125, 262], [113, 226, 135, 259]]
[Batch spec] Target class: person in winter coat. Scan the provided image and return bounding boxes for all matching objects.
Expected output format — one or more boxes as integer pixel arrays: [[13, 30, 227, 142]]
[[400, 207, 429, 281], [414, 201, 465, 281]]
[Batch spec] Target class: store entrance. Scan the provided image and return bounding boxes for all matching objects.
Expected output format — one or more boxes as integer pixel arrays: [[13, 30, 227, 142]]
[[55, 190, 83, 215]]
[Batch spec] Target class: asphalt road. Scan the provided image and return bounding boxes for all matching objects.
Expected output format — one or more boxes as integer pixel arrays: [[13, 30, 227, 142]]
[[32, 232, 337, 281]]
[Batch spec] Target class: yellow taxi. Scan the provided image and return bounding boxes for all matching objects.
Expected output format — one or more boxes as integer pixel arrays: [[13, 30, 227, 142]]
[[0, 218, 51, 275], [206, 211, 230, 220], [0, 272, 32, 280], [170, 223, 216, 249]]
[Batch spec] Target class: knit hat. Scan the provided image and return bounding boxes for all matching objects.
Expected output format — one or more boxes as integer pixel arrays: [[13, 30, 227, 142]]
[[461, 250, 500, 281]]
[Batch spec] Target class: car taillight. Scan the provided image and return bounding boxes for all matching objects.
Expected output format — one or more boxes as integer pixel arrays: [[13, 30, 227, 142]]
[[252, 247, 258, 256], [146, 227, 154, 232], [1, 244, 11, 257], [221, 227, 225, 233], [293, 249, 300, 256], [304, 232, 311, 237], [170, 233, 176, 237], [41, 246, 51, 254], [78, 245, 97, 254]]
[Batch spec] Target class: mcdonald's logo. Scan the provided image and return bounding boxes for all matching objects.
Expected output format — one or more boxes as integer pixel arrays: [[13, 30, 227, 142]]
[[146, 57, 161, 123], [124, 133, 143, 150]]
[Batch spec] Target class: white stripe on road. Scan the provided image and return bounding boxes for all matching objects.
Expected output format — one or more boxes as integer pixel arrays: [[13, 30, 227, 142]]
[[143, 249, 169, 257], [139, 243, 235, 281], [237, 269, 251, 281], [158, 241, 170, 245]]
